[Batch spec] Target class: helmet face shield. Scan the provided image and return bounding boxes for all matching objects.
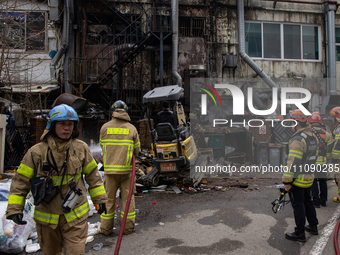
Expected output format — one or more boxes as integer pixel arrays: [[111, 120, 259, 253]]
[[330, 107, 340, 118], [289, 109, 309, 124]]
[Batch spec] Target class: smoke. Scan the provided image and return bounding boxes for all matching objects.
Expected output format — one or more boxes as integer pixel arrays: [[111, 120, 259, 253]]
[[89, 144, 102, 154]]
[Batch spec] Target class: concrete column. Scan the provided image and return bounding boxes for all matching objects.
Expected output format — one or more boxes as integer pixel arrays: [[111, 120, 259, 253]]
[[0, 114, 6, 173]]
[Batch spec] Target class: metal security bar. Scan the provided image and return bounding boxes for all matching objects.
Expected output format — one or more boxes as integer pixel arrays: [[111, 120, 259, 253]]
[[179, 17, 205, 37], [271, 122, 293, 143]]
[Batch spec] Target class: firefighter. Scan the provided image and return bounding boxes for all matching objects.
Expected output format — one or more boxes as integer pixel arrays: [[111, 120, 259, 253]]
[[283, 109, 319, 242], [329, 106, 340, 203], [155, 101, 175, 127], [100, 100, 140, 235], [309, 112, 332, 207], [6, 104, 108, 255]]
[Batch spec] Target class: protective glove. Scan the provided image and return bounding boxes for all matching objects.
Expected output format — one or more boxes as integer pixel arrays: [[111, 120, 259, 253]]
[[8, 214, 27, 225], [97, 203, 107, 215]]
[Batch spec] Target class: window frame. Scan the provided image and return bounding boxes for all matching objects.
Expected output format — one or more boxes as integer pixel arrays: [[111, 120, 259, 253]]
[[335, 27, 340, 62], [179, 17, 205, 37], [245, 21, 321, 62], [0, 11, 48, 53]]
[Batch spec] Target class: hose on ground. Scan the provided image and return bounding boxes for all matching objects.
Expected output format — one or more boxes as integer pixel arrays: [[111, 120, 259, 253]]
[[334, 215, 340, 255], [114, 155, 136, 255]]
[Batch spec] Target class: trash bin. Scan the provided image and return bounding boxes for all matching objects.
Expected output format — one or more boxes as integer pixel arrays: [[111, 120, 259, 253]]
[[254, 142, 269, 165], [280, 142, 288, 166], [207, 134, 225, 159], [269, 143, 282, 167]]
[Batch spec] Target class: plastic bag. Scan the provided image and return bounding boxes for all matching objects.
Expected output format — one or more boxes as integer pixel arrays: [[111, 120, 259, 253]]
[[0, 200, 36, 253], [87, 222, 101, 236], [0, 180, 11, 201], [87, 196, 97, 217]]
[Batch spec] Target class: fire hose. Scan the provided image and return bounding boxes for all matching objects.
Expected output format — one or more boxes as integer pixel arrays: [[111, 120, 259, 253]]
[[114, 155, 136, 255], [334, 215, 340, 255]]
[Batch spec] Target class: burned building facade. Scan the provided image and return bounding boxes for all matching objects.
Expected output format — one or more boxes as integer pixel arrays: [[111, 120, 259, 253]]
[[0, 0, 339, 116]]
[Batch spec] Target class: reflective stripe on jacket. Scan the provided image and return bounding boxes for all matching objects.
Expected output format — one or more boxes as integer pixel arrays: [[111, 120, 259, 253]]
[[100, 111, 140, 174], [332, 123, 340, 162], [282, 125, 316, 188], [6, 133, 108, 228]]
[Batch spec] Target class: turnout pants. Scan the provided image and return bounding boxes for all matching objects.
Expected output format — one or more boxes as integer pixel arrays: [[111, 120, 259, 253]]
[[336, 174, 340, 197], [311, 177, 328, 204], [289, 186, 318, 235], [100, 173, 136, 235], [36, 215, 88, 255]]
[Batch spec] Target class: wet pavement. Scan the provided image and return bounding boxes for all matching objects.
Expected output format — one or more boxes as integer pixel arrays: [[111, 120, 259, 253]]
[[9, 177, 340, 255]]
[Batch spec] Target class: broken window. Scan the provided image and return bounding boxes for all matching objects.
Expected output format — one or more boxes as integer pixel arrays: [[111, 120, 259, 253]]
[[179, 17, 204, 37], [26, 12, 45, 51], [245, 21, 320, 61], [0, 12, 46, 51]]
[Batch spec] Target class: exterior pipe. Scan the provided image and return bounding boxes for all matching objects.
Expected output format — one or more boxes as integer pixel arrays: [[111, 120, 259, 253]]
[[260, 0, 329, 5], [63, 0, 73, 93], [50, 0, 70, 81], [325, 12, 329, 94], [160, 32, 164, 86], [325, 2, 337, 95], [237, 0, 277, 89], [171, 0, 182, 87]]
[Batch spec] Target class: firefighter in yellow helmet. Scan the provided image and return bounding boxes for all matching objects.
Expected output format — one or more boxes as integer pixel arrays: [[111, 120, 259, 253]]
[[100, 100, 140, 235], [282, 109, 319, 242], [309, 112, 332, 207], [6, 104, 108, 255], [329, 106, 340, 203]]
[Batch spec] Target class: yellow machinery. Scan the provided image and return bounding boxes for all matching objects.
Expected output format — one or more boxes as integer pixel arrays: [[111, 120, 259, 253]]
[[142, 85, 198, 186]]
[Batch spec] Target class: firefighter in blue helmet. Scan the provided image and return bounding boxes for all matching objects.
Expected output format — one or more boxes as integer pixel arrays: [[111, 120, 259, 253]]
[[6, 104, 108, 255]]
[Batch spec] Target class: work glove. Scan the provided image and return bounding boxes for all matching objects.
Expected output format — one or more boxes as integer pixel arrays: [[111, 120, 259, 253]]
[[97, 203, 107, 215], [8, 214, 27, 225]]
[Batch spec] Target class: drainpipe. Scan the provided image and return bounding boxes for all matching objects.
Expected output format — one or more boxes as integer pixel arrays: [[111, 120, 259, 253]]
[[50, 0, 70, 84], [325, 11, 329, 88], [325, 2, 337, 95], [63, 0, 74, 93], [171, 0, 182, 87], [237, 0, 277, 89]]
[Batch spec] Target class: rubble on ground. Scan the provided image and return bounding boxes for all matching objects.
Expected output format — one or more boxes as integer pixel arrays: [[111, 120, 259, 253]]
[[0, 143, 280, 253]]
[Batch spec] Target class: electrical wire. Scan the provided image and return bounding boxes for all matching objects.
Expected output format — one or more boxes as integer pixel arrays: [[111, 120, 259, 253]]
[[114, 155, 136, 255]]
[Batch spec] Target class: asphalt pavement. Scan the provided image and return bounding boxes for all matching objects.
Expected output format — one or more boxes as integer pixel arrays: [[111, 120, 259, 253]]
[[12, 177, 340, 255]]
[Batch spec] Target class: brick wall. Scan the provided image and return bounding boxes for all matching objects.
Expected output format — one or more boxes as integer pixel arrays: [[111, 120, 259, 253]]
[[249, 120, 272, 143], [139, 119, 153, 149], [30, 118, 47, 144], [30, 117, 85, 145]]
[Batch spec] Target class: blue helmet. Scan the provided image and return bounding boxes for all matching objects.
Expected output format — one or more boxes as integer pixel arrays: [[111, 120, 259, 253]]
[[46, 104, 79, 129]]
